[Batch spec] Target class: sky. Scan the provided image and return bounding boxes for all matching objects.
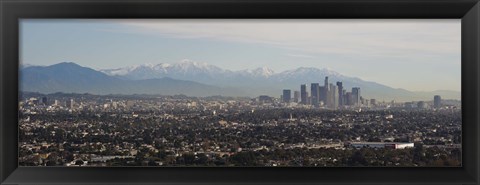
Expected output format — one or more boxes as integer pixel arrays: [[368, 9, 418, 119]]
[[20, 19, 461, 92]]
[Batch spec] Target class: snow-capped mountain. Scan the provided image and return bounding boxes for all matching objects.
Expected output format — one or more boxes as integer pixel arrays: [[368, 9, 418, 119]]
[[273, 67, 343, 82], [100, 61, 352, 89], [99, 60, 407, 99], [21, 62, 243, 97], [247, 67, 275, 78], [100, 59, 229, 81]]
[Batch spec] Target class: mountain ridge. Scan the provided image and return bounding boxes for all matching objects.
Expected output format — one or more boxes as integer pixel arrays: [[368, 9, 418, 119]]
[[21, 62, 461, 101], [99, 61, 460, 101], [21, 62, 245, 97]]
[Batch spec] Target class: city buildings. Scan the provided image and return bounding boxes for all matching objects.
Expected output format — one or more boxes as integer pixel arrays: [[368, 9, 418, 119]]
[[300, 84, 307, 104], [283, 76, 363, 109], [350, 142, 415, 149], [352, 87, 361, 106], [283, 89, 291, 103], [337, 82, 344, 106], [293, 91, 300, 103], [18, 89, 462, 167], [434, 95, 442, 108], [311, 83, 320, 107]]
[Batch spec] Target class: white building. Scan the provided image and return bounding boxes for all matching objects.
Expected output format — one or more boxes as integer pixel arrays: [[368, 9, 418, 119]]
[[350, 142, 414, 149]]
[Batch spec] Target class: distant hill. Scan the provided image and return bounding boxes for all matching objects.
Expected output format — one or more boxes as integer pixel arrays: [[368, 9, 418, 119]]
[[20, 62, 243, 97]]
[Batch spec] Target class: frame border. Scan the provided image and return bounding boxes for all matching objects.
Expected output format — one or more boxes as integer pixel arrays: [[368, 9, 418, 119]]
[[1, 0, 479, 184]]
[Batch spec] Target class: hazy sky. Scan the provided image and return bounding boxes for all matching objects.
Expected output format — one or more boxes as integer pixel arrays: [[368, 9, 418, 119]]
[[21, 19, 461, 92]]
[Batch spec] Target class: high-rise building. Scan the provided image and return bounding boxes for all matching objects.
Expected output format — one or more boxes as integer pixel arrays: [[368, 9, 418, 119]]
[[41, 96, 48, 105], [345, 92, 353, 106], [319, 86, 326, 106], [283, 89, 291, 103], [328, 84, 338, 109], [324, 77, 329, 91], [311, 83, 320, 107], [352, 87, 361, 106], [434, 95, 442, 108], [322, 77, 330, 105], [336, 82, 343, 106], [293, 91, 300, 103], [300, 84, 307, 104], [370, 99, 377, 106]]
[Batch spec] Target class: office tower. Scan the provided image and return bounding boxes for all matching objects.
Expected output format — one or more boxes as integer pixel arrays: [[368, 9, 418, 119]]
[[293, 91, 300, 103], [324, 76, 329, 91], [434, 95, 442, 108], [318, 86, 326, 105], [322, 77, 330, 105], [311, 83, 320, 107], [345, 92, 353, 106], [306, 92, 311, 105], [41, 96, 48, 105], [370, 99, 377, 106], [283, 89, 291, 103], [352, 87, 361, 106], [328, 84, 338, 109], [336, 82, 343, 106], [300, 84, 307, 104]]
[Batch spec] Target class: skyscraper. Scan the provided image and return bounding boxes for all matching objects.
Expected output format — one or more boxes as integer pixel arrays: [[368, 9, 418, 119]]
[[293, 91, 300, 103], [41, 96, 48, 105], [328, 84, 338, 109], [300, 84, 307, 104], [336, 82, 343, 106], [322, 77, 330, 105], [283, 89, 292, 103], [352, 87, 361, 106], [318, 86, 325, 105], [311, 83, 320, 107], [324, 76, 329, 91], [345, 92, 353, 106], [434, 95, 442, 108]]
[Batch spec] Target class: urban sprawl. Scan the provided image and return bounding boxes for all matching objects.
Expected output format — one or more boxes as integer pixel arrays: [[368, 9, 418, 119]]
[[19, 77, 462, 167]]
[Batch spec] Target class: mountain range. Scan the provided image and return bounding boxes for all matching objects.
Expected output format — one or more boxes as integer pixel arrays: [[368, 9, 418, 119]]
[[20, 61, 461, 101], [20, 62, 242, 97]]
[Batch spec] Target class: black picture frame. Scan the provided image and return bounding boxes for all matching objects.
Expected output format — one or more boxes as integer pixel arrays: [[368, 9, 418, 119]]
[[1, 0, 479, 184]]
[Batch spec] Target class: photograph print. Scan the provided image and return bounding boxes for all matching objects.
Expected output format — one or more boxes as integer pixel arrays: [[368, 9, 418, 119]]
[[19, 19, 461, 167]]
